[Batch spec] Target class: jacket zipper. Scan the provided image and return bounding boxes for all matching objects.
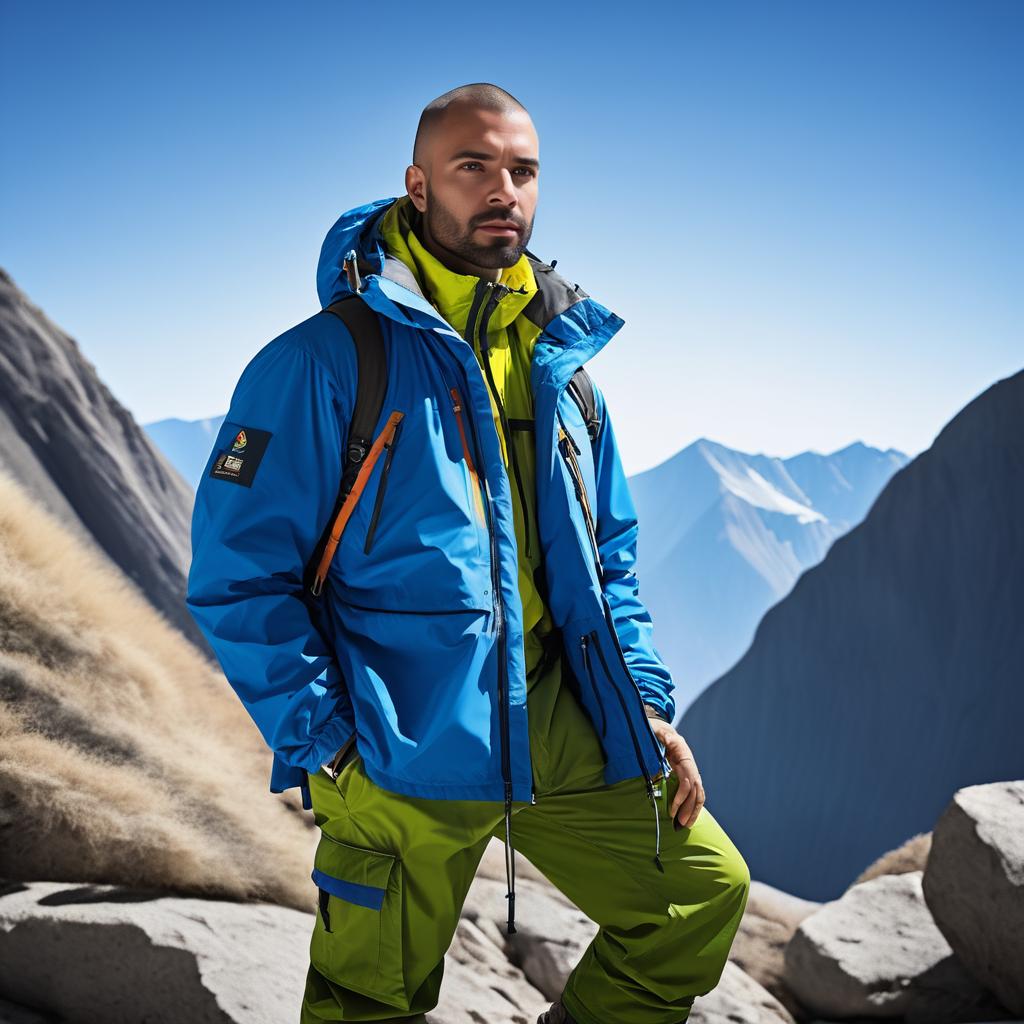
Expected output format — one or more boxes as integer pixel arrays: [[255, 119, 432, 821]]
[[467, 279, 534, 931], [600, 591, 668, 770], [464, 280, 522, 811], [449, 386, 487, 528], [363, 417, 403, 554], [589, 625, 657, 782], [579, 633, 608, 737]]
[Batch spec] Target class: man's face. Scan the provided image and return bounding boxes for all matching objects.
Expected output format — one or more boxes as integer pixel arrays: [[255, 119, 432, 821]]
[[409, 105, 539, 273]]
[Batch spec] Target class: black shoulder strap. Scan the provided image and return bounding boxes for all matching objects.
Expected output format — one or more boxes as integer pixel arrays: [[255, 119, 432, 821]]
[[322, 295, 387, 477], [303, 295, 387, 595], [567, 366, 601, 443]]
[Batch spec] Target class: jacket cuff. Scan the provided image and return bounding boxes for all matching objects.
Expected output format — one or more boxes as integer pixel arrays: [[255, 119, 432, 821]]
[[643, 702, 670, 723]]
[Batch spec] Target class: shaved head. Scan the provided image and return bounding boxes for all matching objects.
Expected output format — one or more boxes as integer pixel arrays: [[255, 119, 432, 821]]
[[404, 83, 539, 280], [413, 83, 529, 169]]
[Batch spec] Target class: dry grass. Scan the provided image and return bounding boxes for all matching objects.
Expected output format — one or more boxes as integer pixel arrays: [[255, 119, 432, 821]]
[[0, 470, 318, 910], [850, 830, 932, 887]]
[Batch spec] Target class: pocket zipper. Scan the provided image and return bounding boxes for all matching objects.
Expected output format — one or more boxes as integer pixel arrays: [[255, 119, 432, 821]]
[[558, 409, 665, 784], [364, 417, 403, 554], [450, 386, 487, 528], [311, 410, 404, 595], [579, 633, 608, 737]]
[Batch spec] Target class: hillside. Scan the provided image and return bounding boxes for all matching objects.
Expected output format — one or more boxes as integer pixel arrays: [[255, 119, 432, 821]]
[[0, 470, 315, 908], [0, 268, 202, 649]]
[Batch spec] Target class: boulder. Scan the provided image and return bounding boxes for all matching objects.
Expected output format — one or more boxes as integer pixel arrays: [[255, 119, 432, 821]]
[[0, 880, 311, 1023], [461, 872, 597, 1002], [0, 879, 552, 1024], [923, 781, 1024, 1015], [784, 871, 1008, 1022], [730, 880, 821, 1018], [689, 961, 795, 1023], [433, 915, 546, 1023]]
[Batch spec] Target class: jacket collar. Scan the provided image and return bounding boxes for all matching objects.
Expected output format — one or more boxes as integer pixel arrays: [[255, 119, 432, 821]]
[[316, 196, 624, 388], [377, 195, 536, 337]]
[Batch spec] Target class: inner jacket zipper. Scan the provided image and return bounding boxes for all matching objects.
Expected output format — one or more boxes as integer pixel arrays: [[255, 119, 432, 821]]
[[461, 278, 533, 937], [472, 286, 534, 561], [364, 417, 403, 554], [556, 406, 667, 873]]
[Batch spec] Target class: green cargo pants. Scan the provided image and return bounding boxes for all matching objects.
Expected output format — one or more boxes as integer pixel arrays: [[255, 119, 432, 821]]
[[301, 627, 750, 1023]]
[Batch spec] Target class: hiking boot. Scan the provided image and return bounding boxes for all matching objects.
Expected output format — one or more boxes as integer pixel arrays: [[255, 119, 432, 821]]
[[537, 999, 577, 1024]]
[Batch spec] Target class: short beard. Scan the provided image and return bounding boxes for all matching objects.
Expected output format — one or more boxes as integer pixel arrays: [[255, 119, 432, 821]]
[[423, 181, 533, 270]]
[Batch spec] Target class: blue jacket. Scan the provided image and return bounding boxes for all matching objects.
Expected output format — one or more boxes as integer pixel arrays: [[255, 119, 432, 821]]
[[186, 196, 675, 823]]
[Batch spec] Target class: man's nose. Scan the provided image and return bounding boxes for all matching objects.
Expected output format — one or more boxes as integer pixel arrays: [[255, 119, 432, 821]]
[[488, 168, 518, 207]]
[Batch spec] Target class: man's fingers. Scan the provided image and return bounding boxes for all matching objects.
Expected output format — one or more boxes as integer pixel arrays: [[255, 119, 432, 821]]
[[679, 783, 697, 822], [670, 776, 690, 818], [683, 782, 706, 827], [670, 771, 705, 828]]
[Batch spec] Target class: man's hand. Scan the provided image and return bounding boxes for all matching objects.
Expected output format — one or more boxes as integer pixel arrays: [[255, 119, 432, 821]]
[[648, 718, 705, 829]]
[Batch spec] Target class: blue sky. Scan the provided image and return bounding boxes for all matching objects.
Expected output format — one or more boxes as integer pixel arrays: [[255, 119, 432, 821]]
[[2, 1, 1020, 474]]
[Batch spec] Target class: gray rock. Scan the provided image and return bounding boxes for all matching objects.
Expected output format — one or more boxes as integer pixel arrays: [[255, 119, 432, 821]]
[[430, 915, 546, 1024], [0, 879, 555, 1024], [689, 961, 795, 1023], [0, 880, 311, 1024], [460, 872, 597, 1002], [731, 880, 821, 1018], [923, 781, 1024, 1015], [0, 998, 60, 1024], [784, 871, 1008, 1022]]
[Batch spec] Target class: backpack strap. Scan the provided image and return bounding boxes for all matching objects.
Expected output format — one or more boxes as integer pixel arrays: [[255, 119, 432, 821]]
[[304, 295, 388, 596], [567, 366, 601, 443]]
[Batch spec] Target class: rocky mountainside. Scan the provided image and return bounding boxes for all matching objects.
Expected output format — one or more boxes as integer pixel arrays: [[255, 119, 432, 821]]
[[680, 370, 1024, 901], [0, 268, 202, 649], [630, 438, 908, 708]]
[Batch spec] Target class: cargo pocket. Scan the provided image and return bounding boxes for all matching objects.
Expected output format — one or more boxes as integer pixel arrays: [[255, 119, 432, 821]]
[[310, 831, 408, 1009]]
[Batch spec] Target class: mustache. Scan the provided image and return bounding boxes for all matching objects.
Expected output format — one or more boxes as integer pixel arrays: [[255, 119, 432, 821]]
[[472, 211, 526, 231]]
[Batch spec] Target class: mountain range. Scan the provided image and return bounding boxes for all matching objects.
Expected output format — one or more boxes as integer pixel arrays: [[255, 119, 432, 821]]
[[630, 438, 910, 708], [679, 368, 1024, 902]]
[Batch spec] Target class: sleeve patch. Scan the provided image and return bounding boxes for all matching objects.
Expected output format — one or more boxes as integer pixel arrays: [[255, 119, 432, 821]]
[[209, 426, 273, 487]]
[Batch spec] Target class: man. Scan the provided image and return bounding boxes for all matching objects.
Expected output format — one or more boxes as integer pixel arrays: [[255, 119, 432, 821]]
[[187, 82, 749, 1024]]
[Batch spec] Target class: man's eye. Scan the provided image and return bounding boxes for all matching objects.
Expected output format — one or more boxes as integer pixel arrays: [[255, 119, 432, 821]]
[[514, 168, 536, 178], [460, 162, 483, 171]]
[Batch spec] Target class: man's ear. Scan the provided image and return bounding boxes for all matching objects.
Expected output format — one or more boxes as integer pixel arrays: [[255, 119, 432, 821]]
[[405, 165, 427, 213]]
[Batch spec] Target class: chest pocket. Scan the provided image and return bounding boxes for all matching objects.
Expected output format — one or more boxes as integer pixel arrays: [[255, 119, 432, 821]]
[[322, 381, 493, 613]]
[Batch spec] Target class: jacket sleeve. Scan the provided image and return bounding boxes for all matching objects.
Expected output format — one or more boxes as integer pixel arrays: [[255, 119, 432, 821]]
[[590, 378, 677, 724], [185, 335, 357, 775]]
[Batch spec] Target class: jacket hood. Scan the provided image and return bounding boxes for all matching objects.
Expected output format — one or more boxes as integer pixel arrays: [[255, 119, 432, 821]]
[[315, 196, 626, 387]]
